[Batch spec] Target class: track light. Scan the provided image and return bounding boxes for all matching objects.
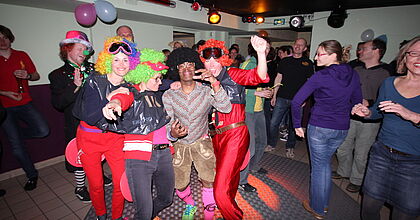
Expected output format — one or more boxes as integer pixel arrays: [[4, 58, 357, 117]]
[[208, 9, 221, 24], [256, 16, 265, 24], [327, 9, 347, 28], [289, 16, 304, 29], [242, 15, 264, 24]]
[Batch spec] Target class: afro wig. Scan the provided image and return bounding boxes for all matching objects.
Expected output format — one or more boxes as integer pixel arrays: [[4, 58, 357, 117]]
[[124, 48, 168, 84], [95, 36, 140, 75], [166, 47, 204, 72], [197, 39, 233, 66]]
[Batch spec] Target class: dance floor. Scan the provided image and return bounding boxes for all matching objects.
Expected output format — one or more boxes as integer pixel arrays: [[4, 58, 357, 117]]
[[85, 153, 360, 220]]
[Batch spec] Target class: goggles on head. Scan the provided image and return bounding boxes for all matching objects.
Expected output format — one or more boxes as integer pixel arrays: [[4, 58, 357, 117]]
[[108, 41, 133, 55], [202, 47, 223, 60]]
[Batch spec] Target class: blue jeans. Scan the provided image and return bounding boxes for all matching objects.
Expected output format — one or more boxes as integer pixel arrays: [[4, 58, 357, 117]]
[[125, 148, 175, 219], [1, 102, 49, 178], [307, 124, 348, 215], [268, 97, 296, 149], [363, 141, 420, 216]]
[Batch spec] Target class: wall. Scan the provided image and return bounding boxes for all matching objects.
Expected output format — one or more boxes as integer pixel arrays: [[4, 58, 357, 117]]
[[310, 5, 420, 62], [0, 3, 173, 85]]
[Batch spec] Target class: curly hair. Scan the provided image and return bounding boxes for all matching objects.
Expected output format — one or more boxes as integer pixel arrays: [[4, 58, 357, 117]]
[[95, 36, 140, 75], [124, 48, 168, 84], [166, 47, 204, 70], [197, 39, 233, 66]]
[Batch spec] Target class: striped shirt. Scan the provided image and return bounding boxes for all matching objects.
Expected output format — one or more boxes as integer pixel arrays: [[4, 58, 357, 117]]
[[162, 82, 231, 144]]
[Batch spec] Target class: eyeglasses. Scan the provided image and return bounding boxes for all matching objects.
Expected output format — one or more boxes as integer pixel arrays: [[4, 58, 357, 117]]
[[405, 51, 420, 57], [177, 62, 195, 70], [108, 42, 132, 55], [316, 53, 328, 57], [202, 47, 223, 59]]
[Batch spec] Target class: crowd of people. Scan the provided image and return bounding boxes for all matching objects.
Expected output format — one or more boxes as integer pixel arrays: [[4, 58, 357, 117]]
[[0, 23, 419, 220]]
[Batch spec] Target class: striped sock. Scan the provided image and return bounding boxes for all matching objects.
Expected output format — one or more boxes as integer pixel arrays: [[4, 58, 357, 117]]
[[75, 170, 86, 188]]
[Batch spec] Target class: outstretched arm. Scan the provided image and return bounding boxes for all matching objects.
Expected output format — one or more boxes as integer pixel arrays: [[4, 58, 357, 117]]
[[251, 35, 268, 80]]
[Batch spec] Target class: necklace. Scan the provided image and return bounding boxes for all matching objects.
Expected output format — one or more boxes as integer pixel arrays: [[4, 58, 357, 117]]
[[66, 61, 94, 82]]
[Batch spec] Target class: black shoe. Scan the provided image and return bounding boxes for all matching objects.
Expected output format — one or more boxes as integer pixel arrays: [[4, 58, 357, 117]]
[[346, 183, 361, 193], [0, 189, 6, 197], [75, 186, 91, 203], [96, 214, 107, 220], [103, 175, 112, 187], [257, 168, 268, 174], [24, 177, 38, 191], [331, 171, 347, 179], [239, 183, 257, 192]]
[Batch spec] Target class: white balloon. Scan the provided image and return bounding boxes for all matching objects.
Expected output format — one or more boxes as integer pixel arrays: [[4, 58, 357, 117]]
[[361, 29, 375, 42]]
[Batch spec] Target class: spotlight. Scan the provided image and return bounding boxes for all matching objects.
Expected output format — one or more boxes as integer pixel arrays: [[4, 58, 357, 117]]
[[208, 9, 221, 24], [256, 16, 265, 24], [289, 16, 304, 29], [327, 9, 347, 28]]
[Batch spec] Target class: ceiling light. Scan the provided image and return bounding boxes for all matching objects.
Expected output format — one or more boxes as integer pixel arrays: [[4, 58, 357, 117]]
[[327, 9, 348, 28], [289, 16, 304, 29], [256, 16, 265, 24], [208, 9, 221, 24]]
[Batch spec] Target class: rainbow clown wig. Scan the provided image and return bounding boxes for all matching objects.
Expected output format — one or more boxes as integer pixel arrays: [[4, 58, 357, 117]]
[[124, 48, 168, 84], [95, 36, 141, 75], [197, 39, 233, 67]]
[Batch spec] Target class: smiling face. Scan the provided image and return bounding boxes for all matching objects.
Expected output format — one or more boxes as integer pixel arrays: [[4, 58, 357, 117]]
[[293, 39, 307, 57], [67, 43, 87, 65], [145, 73, 162, 91], [204, 57, 223, 77], [178, 62, 195, 82], [111, 52, 130, 77], [405, 41, 420, 76], [117, 26, 134, 42]]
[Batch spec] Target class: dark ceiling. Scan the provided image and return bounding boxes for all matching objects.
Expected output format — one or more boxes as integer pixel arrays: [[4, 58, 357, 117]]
[[180, 0, 420, 17]]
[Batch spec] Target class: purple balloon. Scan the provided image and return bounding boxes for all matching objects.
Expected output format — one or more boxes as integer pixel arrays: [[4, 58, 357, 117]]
[[75, 3, 97, 26]]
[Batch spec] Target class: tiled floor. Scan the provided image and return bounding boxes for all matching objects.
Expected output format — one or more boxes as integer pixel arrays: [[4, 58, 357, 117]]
[[0, 139, 413, 219]]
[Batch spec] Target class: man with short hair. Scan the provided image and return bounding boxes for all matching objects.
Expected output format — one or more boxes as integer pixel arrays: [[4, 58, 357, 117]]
[[334, 39, 390, 193], [0, 25, 49, 191], [163, 47, 231, 220], [267, 38, 314, 157], [116, 25, 134, 42]]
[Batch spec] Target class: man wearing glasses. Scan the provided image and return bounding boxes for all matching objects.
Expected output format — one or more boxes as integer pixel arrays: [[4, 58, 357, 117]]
[[163, 47, 231, 220], [197, 36, 269, 220]]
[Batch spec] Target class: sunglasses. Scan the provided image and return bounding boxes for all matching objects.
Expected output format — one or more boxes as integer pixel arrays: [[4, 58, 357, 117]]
[[202, 47, 223, 59], [108, 42, 133, 55]]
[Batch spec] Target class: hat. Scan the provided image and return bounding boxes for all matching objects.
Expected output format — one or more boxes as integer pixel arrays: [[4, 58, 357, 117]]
[[60, 30, 93, 51], [168, 40, 187, 49]]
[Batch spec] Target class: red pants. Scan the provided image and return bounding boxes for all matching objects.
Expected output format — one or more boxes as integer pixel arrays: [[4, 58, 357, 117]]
[[212, 125, 249, 220], [77, 126, 125, 219]]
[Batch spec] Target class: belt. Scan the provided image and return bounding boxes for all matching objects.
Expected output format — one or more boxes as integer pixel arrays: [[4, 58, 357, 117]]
[[153, 144, 169, 150], [384, 145, 411, 156], [214, 121, 246, 135], [79, 124, 106, 133]]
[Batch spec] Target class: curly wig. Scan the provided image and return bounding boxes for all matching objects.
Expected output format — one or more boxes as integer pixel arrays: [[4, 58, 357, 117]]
[[95, 36, 140, 75], [197, 39, 233, 66], [124, 48, 168, 84], [166, 47, 204, 71]]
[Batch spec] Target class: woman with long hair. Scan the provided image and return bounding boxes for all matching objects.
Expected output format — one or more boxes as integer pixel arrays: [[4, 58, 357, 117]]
[[352, 36, 420, 220], [291, 40, 362, 219]]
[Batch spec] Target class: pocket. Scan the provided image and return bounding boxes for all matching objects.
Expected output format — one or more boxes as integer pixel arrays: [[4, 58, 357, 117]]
[[196, 138, 214, 160], [172, 144, 185, 167]]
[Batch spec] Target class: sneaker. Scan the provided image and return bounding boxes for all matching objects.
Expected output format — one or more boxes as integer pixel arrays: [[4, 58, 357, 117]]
[[346, 183, 361, 193], [257, 168, 268, 174], [286, 148, 295, 158], [75, 186, 91, 203], [24, 177, 38, 191], [239, 183, 257, 192], [265, 145, 275, 152], [182, 204, 198, 220], [103, 175, 112, 186], [279, 133, 288, 141]]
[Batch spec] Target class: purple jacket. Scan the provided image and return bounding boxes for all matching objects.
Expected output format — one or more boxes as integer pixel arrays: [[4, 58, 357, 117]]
[[291, 63, 362, 130]]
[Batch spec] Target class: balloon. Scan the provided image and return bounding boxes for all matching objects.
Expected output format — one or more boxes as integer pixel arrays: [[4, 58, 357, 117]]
[[95, 0, 117, 23], [65, 138, 105, 167], [258, 30, 268, 37], [74, 3, 97, 26], [120, 171, 133, 202], [361, 29, 375, 42]]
